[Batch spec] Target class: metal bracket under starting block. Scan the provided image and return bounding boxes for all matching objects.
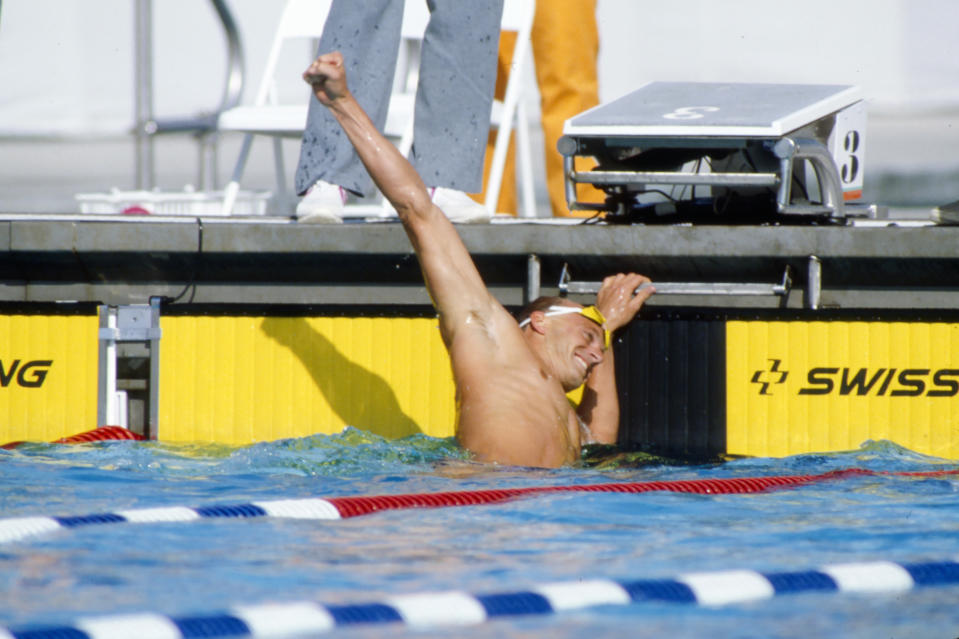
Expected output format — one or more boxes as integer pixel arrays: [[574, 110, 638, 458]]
[[558, 264, 792, 300], [97, 298, 162, 438], [560, 82, 868, 224]]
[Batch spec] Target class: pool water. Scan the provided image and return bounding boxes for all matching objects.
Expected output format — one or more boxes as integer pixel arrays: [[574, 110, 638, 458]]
[[2, 428, 959, 637]]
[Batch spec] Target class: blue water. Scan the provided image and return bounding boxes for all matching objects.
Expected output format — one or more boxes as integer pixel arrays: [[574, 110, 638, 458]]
[[2, 429, 959, 637]]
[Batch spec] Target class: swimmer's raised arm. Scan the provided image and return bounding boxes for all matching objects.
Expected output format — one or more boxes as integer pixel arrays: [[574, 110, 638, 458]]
[[577, 273, 655, 444], [304, 52, 497, 340], [305, 53, 656, 468], [303, 53, 430, 221]]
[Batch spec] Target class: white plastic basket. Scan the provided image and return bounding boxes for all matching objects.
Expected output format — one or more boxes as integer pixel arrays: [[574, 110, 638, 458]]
[[75, 187, 273, 216]]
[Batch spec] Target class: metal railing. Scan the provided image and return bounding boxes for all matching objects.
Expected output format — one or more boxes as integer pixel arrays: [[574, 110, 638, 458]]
[[559, 264, 793, 301], [134, 0, 245, 189]]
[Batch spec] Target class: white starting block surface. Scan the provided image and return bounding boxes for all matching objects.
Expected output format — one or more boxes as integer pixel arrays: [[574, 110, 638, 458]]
[[564, 82, 862, 139], [560, 81, 868, 218]]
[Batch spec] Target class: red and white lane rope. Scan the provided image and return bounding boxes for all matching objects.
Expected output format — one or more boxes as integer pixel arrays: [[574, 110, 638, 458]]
[[2, 467, 957, 545], [1, 426, 145, 450]]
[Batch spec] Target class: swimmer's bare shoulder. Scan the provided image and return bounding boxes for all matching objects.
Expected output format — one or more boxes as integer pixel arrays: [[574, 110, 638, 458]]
[[449, 306, 581, 468]]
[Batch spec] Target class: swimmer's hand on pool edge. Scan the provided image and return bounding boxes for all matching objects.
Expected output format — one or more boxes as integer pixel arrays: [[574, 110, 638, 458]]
[[576, 273, 653, 447], [595, 273, 655, 333]]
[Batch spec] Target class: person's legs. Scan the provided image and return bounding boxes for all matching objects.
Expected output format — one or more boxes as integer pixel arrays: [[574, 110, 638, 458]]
[[411, 0, 503, 194], [294, 0, 404, 197]]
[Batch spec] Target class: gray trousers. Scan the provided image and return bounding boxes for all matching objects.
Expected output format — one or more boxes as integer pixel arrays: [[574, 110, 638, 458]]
[[294, 0, 504, 196]]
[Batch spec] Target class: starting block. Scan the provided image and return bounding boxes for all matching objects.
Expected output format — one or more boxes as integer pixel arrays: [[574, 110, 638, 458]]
[[559, 82, 869, 224]]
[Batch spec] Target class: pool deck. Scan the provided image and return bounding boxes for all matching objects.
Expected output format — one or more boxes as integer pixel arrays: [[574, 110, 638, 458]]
[[1, 211, 957, 311]]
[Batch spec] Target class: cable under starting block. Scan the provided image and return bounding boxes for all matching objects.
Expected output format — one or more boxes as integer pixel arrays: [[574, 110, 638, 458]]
[[560, 82, 875, 224]]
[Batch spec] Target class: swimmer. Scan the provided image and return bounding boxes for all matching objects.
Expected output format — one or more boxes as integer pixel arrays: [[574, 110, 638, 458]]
[[304, 52, 655, 468]]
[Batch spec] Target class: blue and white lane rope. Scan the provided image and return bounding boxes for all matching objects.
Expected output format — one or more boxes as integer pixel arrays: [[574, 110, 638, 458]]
[[3, 559, 959, 638], [0, 499, 342, 545]]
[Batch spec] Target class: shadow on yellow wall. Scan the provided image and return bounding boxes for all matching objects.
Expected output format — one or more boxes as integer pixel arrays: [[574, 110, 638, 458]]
[[261, 317, 423, 438]]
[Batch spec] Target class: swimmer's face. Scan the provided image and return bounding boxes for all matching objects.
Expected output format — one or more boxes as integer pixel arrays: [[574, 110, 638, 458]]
[[549, 311, 606, 390]]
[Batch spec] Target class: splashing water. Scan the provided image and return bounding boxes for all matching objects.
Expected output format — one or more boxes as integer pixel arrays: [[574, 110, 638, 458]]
[[2, 430, 958, 637]]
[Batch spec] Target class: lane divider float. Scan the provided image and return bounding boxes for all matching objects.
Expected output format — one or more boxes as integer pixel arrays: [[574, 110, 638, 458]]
[[1, 426, 144, 450], [2, 468, 957, 545], [3, 558, 959, 638]]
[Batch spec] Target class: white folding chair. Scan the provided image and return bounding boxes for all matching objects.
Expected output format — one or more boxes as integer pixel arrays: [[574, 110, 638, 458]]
[[484, 0, 537, 218], [217, 0, 332, 216], [218, 0, 536, 218]]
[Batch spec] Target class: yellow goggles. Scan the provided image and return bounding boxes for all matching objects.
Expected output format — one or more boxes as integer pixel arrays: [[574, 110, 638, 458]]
[[579, 305, 611, 349], [519, 304, 611, 349]]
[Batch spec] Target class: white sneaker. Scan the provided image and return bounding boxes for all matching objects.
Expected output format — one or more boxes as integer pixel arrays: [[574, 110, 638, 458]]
[[296, 180, 345, 223], [430, 187, 491, 223]]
